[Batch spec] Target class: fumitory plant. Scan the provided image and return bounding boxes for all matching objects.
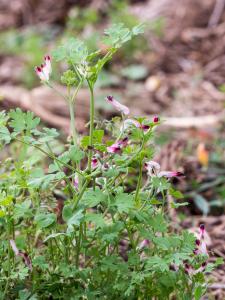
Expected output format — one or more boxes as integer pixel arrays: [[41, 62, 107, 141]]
[[0, 23, 222, 300]]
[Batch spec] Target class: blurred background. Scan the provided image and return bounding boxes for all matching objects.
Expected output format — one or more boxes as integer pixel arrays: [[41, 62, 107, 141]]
[[0, 0, 224, 297]]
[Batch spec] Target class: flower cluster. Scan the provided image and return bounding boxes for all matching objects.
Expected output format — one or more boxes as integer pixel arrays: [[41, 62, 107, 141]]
[[35, 55, 52, 82]]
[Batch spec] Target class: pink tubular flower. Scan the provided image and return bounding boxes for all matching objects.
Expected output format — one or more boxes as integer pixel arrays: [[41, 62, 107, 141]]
[[158, 171, 184, 178], [10, 240, 32, 270], [107, 137, 128, 154], [106, 96, 130, 115], [107, 142, 121, 154], [91, 157, 98, 169], [145, 161, 184, 179], [145, 161, 161, 176], [123, 119, 150, 132], [193, 224, 208, 256], [118, 137, 129, 147], [137, 239, 150, 250], [35, 55, 52, 81], [123, 119, 140, 131], [74, 174, 79, 190]]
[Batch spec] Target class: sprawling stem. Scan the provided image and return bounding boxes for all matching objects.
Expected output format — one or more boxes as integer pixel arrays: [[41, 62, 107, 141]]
[[87, 80, 95, 171]]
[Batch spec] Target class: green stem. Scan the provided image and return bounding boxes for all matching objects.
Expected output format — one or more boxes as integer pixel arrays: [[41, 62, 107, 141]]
[[134, 162, 143, 206], [69, 100, 78, 147], [76, 224, 83, 268], [87, 81, 95, 171], [11, 136, 83, 176]]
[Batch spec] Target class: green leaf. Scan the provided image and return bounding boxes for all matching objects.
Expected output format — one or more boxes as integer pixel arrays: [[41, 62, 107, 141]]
[[9, 109, 40, 133], [146, 256, 169, 272], [194, 286, 205, 300], [0, 126, 11, 144], [43, 232, 67, 243], [85, 213, 105, 228], [32, 127, 59, 144], [35, 213, 56, 229], [147, 214, 167, 233], [13, 200, 32, 219], [52, 38, 88, 65], [103, 23, 132, 48], [153, 236, 181, 250], [169, 188, 184, 199], [67, 209, 84, 233], [68, 145, 85, 162], [114, 193, 134, 213], [132, 23, 145, 35], [180, 231, 196, 253], [170, 201, 189, 209], [103, 23, 144, 48], [0, 195, 13, 207], [83, 188, 106, 208], [152, 177, 170, 192], [62, 204, 73, 222]]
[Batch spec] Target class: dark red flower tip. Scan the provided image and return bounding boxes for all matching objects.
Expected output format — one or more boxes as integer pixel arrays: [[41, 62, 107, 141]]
[[153, 116, 159, 123], [122, 137, 128, 142], [176, 171, 184, 177], [195, 239, 200, 246], [45, 55, 50, 60], [106, 95, 113, 102], [36, 66, 42, 72], [141, 125, 150, 131], [200, 224, 205, 231], [202, 262, 207, 267], [92, 158, 98, 163], [184, 263, 190, 269], [169, 264, 176, 271]]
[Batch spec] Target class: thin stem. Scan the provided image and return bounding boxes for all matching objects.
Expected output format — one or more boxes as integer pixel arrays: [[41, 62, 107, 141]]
[[134, 162, 143, 206], [87, 81, 95, 171], [11, 136, 83, 177], [69, 101, 78, 146], [76, 224, 82, 268], [72, 179, 90, 210]]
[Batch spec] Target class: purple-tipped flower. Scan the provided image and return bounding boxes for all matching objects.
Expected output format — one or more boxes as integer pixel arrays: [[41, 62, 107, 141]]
[[123, 119, 140, 131], [107, 142, 121, 154], [118, 137, 129, 147], [106, 96, 130, 115], [74, 174, 79, 190], [141, 124, 150, 131], [153, 116, 159, 123], [35, 55, 52, 81], [199, 224, 205, 238], [193, 224, 208, 256], [107, 137, 128, 154], [145, 161, 161, 176], [10, 240, 32, 270], [158, 171, 184, 178], [137, 239, 150, 250], [91, 157, 98, 169]]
